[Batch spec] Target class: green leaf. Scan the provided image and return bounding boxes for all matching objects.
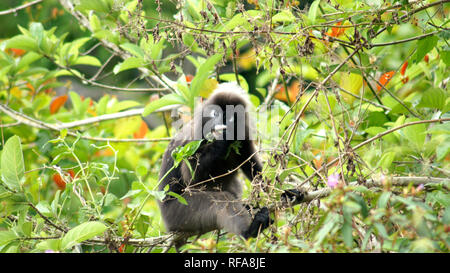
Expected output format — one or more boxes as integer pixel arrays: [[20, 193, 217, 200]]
[[402, 118, 426, 148], [221, 14, 248, 31], [0, 231, 18, 246], [89, 14, 102, 32], [413, 35, 438, 63], [61, 221, 107, 250], [69, 91, 83, 116], [308, 0, 321, 24], [428, 122, 450, 135], [1, 136, 25, 191], [74, 56, 102, 67], [379, 151, 396, 170], [113, 57, 144, 74], [141, 37, 166, 60], [120, 43, 145, 58], [436, 141, 450, 161], [219, 73, 249, 92], [76, 0, 110, 13], [16, 52, 41, 71], [120, 189, 142, 200], [136, 215, 149, 237], [441, 50, 450, 66], [417, 88, 447, 111], [5, 35, 39, 52], [30, 22, 44, 48], [96, 95, 110, 115], [166, 191, 188, 205], [36, 239, 61, 251], [374, 223, 389, 239], [377, 192, 391, 209], [136, 165, 148, 177], [190, 54, 223, 105], [110, 100, 141, 113], [272, 10, 296, 23], [171, 140, 203, 167], [314, 212, 339, 245], [342, 206, 353, 248], [142, 93, 185, 116]]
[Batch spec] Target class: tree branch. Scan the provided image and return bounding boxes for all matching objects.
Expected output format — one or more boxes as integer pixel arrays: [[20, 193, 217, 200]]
[[299, 118, 450, 186], [0, 103, 173, 142], [0, 0, 43, 16]]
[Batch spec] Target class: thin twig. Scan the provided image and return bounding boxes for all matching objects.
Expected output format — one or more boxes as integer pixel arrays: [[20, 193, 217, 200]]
[[299, 118, 450, 186], [0, 0, 43, 16], [370, 30, 441, 48]]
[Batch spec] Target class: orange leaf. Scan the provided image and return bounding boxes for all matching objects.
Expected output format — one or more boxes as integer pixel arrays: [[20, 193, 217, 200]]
[[52, 174, 66, 190], [10, 48, 26, 57], [376, 71, 395, 92], [133, 120, 149, 139], [51, 7, 59, 19], [329, 22, 346, 38], [26, 82, 35, 94], [400, 61, 408, 76], [185, 74, 194, 83], [50, 95, 68, 114], [274, 81, 300, 103], [67, 170, 75, 179], [95, 148, 115, 157]]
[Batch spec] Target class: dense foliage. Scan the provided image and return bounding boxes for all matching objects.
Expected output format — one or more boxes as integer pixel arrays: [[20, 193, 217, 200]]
[[0, 0, 449, 253]]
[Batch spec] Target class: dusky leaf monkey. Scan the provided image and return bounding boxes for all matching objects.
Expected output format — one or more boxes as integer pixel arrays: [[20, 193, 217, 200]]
[[158, 83, 303, 243]]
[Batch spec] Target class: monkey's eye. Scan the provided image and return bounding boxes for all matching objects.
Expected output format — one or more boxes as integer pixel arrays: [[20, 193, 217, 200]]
[[210, 109, 219, 118]]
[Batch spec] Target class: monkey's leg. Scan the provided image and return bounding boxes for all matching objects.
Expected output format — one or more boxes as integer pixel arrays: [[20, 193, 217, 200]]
[[160, 191, 269, 238]]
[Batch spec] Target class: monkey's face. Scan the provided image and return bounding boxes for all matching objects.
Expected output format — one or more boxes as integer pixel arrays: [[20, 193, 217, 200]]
[[201, 102, 247, 141]]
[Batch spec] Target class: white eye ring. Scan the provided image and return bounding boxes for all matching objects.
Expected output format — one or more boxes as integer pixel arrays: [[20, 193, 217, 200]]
[[228, 116, 234, 122], [210, 109, 218, 118]]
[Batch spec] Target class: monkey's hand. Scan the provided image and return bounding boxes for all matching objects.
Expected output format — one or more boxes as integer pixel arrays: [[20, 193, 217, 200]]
[[281, 189, 304, 206], [243, 207, 272, 239]]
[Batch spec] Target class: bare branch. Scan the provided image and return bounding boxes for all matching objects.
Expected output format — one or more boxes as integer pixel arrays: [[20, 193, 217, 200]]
[[300, 118, 450, 186], [0, 103, 173, 143], [0, 0, 43, 16], [300, 176, 449, 204]]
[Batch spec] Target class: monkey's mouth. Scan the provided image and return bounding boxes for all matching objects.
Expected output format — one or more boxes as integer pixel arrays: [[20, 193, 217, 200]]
[[205, 124, 227, 141], [213, 124, 227, 132]]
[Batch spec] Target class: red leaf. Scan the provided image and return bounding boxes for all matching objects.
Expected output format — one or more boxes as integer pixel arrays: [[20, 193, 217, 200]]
[[401, 76, 409, 84], [50, 95, 68, 114], [400, 61, 408, 76], [377, 71, 395, 92], [118, 243, 125, 253]]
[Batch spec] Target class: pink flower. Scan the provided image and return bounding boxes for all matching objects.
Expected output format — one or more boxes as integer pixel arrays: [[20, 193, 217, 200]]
[[416, 184, 424, 192], [327, 173, 340, 188]]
